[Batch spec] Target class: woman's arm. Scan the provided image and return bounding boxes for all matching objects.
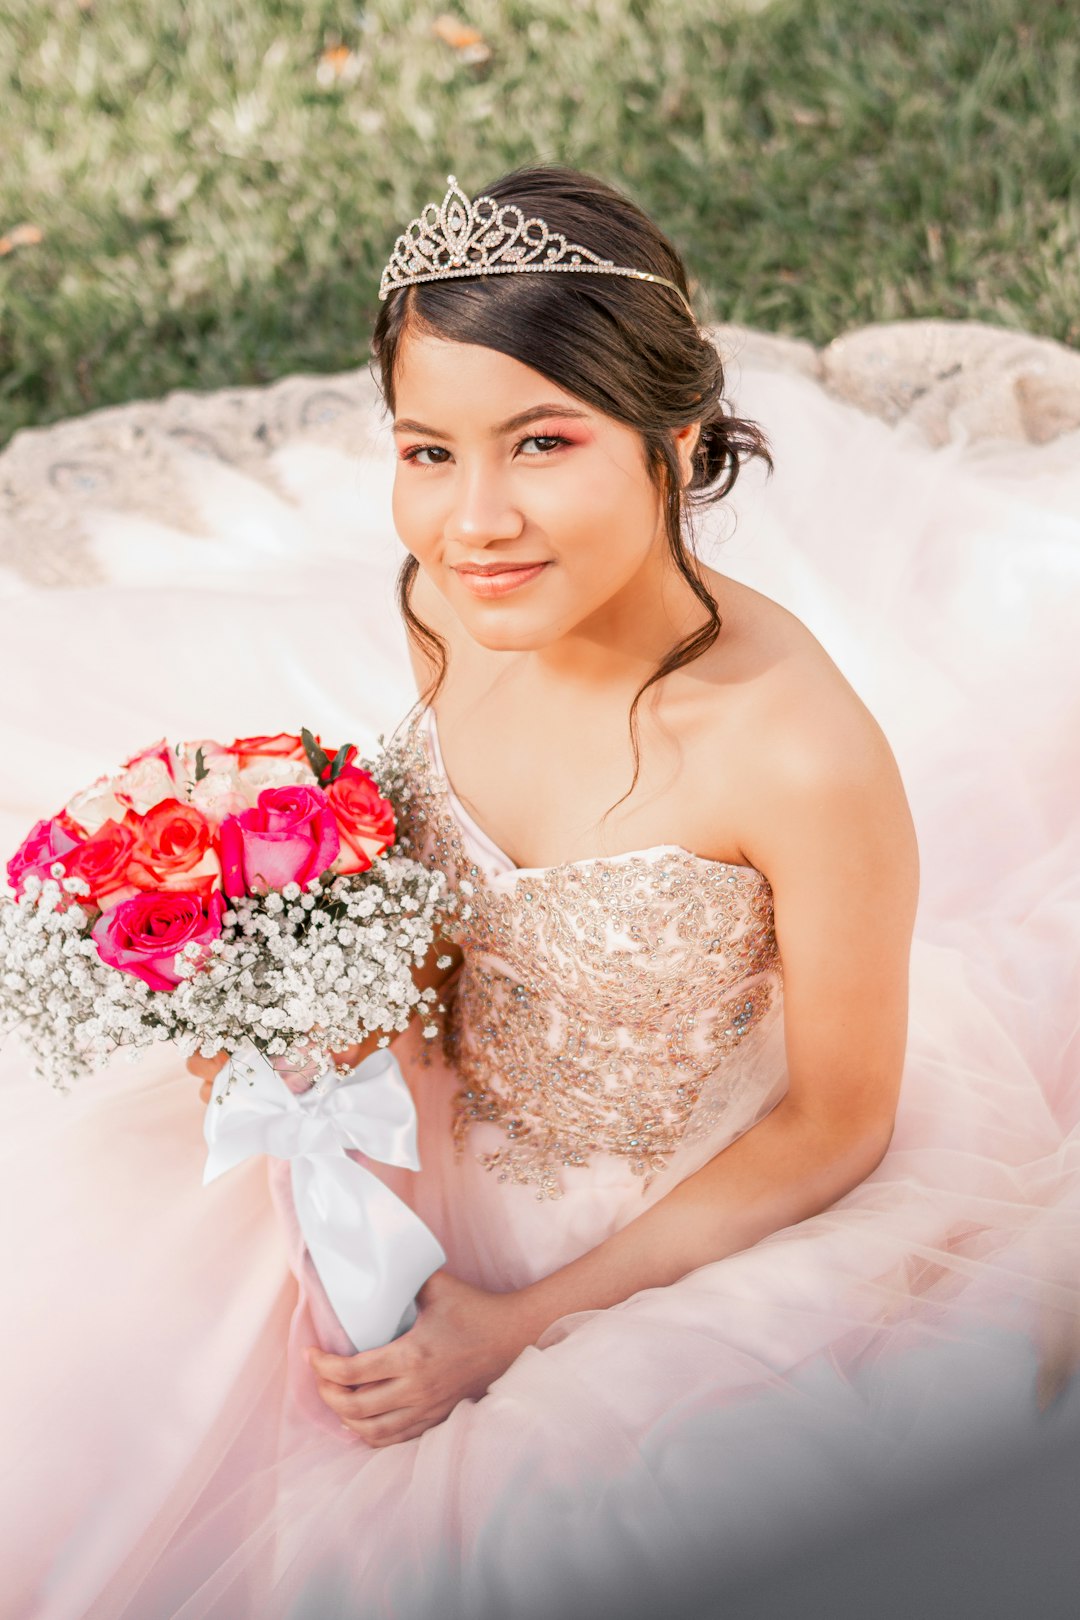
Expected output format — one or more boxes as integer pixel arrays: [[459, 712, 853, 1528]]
[[308, 699, 921, 1444], [510, 702, 919, 1329]]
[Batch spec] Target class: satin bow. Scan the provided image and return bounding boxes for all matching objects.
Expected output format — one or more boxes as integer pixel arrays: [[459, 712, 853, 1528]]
[[203, 1040, 446, 1352]]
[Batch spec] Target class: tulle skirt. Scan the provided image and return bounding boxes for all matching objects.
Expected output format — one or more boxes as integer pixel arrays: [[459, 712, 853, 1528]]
[[0, 326, 1078, 1618]]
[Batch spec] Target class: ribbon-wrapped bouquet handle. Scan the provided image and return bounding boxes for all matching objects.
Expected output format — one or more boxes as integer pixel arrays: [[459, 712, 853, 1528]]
[[203, 1040, 447, 1352]]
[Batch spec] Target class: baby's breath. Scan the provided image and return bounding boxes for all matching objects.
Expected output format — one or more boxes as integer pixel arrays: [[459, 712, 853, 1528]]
[[0, 743, 449, 1095]]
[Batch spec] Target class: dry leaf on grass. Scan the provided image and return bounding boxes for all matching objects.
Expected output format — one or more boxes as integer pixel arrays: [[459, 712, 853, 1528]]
[[0, 224, 43, 257], [316, 44, 364, 88], [431, 13, 493, 65]]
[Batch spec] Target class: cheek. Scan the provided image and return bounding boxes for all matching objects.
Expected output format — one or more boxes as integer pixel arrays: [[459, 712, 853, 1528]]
[[544, 460, 655, 577], [391, 472, 438, 556]]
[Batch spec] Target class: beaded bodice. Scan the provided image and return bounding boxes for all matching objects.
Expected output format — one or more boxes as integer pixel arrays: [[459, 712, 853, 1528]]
[[391, 704, 784, 1200]]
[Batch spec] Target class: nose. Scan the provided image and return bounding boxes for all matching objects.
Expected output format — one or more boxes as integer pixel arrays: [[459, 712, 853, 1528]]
[[442, 460, 525, 547]]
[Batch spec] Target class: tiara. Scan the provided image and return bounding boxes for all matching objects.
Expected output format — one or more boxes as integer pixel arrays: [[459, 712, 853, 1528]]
[[378, 174, 696, 320]]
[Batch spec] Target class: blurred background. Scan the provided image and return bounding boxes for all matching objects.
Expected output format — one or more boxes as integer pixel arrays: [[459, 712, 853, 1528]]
[[2, 0, 1078, 451]]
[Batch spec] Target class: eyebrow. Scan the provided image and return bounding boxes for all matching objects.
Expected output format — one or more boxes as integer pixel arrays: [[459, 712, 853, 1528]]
[[392, 404, 592, 437]]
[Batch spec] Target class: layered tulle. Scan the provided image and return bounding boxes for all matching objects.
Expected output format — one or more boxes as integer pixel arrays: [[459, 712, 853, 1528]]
[[0, 336, 1077, 1619]]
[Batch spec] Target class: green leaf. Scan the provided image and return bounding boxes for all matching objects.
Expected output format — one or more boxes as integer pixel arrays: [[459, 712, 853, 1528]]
[[325, 742, 354, 783], [301, 727, 330, 780], [193, 747, 210, 783]]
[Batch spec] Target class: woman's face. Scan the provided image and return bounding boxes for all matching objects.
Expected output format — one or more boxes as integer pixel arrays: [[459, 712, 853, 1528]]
[[390, 327, 697, 653]]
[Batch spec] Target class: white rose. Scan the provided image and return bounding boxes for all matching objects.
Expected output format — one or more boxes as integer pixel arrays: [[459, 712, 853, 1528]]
[[113, 758, 177, 815], [176, 739, 233, 781], [237, 757, 314, 805], [66, 780, 126, 834], [189, 766, 247, 823]]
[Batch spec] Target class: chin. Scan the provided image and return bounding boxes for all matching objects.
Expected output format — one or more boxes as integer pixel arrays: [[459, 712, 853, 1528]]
[[457, 606, 563, 653], [463, 620, 552, 653]]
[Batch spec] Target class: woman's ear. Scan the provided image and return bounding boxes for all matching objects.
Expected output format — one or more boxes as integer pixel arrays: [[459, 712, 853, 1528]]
[[673, 421, 703, 488]]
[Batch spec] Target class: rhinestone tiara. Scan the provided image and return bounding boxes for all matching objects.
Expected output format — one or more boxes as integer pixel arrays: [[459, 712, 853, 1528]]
[[378, 174, 696, 320]]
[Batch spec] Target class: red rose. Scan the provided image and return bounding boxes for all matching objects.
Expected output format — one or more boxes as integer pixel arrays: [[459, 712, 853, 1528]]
[[64, 820, 138, 907], [126, 798, 221, 898], [227, 733, 312, 770], [326, 766, 396, 875]]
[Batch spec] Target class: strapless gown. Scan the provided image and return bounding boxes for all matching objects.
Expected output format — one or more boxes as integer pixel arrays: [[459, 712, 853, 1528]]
[[0, 323, 1077, 1619]]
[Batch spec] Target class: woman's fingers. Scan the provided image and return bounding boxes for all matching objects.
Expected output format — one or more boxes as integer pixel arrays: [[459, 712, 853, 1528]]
[[186, 1050, 228, 1104], [314, 1375, 406, 1421], [307, 1342, 401, 1386], [313, 1372, 435, 1444], [343, 1409, 431, 1447], [186, 1050, 228, 1082]]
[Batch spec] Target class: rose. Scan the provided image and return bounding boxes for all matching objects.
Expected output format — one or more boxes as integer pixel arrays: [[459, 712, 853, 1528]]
[[92, 890, 226, 992], [65, 776, 126, 835], [111, 738, 181, 817], [325, 766, 396, 875], [126, 799, 221, 897], [176, 738, 233, 778], [189, 764, 248, 824], [121, 738, 177, 774], [219, 785, 340, 897], [6, 816, 84, 894], [235, 757, 314, 805], [114, 759, 179, 816], [227, 733, 313, 770], [64, 820, 139, 908]]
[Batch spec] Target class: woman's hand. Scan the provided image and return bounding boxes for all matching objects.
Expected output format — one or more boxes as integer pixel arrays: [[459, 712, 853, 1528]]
[[187, 1049, 228, 1105], [305, 1270, 533, 1447]]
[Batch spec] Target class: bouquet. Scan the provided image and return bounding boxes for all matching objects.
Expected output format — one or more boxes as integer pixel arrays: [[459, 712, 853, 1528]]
[[0, 726, 451, 1350]]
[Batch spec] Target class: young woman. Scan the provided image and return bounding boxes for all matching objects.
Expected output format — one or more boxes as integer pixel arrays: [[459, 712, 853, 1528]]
[[3, 166, 1077, 1618]]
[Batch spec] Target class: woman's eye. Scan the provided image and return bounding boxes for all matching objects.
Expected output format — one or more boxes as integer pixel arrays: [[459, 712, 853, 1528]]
[[400, 434, 568, 467], [401, 445, 451, 467], [519, 434, 568, 455]]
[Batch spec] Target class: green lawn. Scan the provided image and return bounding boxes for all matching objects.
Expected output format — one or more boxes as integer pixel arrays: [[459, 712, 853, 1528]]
[[1, 0, 1077, 449]]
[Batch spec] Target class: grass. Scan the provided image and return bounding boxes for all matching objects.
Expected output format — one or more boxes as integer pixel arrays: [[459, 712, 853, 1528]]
[[1, 0, 1077, 449]]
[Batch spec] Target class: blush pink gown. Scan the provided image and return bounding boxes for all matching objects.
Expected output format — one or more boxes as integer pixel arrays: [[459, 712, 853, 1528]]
[[0, 326, 1077, 1618]]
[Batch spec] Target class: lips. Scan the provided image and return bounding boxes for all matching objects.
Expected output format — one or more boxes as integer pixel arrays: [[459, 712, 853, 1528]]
[[454, 563, 548, 575], [453, 561, 551, 599]]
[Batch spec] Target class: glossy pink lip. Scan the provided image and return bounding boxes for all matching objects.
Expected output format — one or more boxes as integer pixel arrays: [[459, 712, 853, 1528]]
[[453, 562, 548, 574], [453, 561, 551, 599]]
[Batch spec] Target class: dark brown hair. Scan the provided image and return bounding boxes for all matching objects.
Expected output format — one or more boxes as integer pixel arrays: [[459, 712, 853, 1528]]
[[370, 163, 774, 822]]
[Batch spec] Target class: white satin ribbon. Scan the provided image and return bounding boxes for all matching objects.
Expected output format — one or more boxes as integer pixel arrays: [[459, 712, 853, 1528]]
[[202, 1040, 447, 1352]]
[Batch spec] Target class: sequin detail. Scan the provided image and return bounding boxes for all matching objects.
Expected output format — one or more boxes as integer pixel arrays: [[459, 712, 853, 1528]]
[[388, 706, 783, 1200]]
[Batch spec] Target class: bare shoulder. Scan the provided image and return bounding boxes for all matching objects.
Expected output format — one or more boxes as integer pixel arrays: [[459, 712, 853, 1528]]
[[695, 574, 919, 891]]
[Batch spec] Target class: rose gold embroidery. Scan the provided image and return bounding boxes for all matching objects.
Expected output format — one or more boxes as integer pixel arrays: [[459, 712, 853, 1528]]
[[388, 707, 783, 1199]]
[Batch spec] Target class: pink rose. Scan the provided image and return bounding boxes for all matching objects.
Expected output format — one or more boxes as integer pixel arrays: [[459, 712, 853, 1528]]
[[91, 890, 226, 992], [325, 766, 396, 875], [219, 785, 340, 897], [6, 816, 84, 894]]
